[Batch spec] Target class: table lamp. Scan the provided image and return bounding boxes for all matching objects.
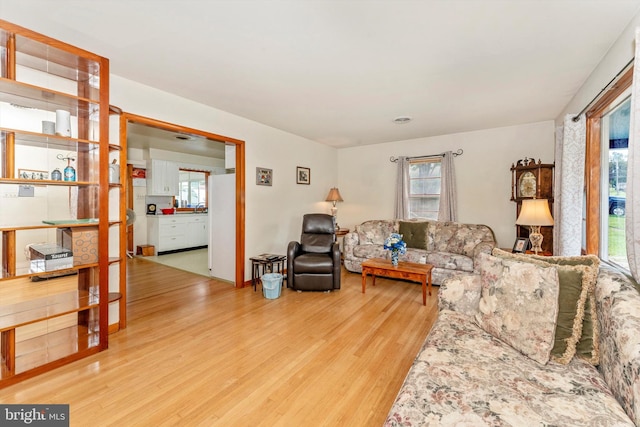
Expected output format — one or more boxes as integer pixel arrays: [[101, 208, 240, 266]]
[[515, 199, 554, 254], [325, 187, 344, 230]]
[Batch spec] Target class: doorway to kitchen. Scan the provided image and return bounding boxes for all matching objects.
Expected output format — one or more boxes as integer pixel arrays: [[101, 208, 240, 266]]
[[116, 112, 245, 287]]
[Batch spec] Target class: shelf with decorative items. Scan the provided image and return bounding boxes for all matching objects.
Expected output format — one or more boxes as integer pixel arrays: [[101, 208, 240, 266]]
[[106, 118, 127, 333], [510, 158, 555, 254], [0, 19, 110, 387]]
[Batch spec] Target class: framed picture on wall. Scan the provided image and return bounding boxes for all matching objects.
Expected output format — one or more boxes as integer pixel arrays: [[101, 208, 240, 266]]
[[296, 166, 310, 185], [256, 167, 272, 186], [512, 237, 529, 253]]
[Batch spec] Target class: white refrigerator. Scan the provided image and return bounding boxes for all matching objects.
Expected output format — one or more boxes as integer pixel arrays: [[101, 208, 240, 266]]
[[208, 173, 236, 282]]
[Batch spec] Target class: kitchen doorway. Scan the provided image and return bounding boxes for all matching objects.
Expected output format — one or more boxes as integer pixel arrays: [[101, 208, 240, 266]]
[[117, 112, 245, 287]]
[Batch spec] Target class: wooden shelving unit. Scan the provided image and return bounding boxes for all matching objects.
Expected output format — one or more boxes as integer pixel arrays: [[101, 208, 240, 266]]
[[0, 19, 110, 387], [107, 119, 127, 332]]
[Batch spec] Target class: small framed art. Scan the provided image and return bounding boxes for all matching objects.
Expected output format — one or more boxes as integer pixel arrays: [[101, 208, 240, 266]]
[[256, 167, 272, 186], [296, 166, 310, 185], [512, 237, 529, 253], [18, 169, 49, 180]]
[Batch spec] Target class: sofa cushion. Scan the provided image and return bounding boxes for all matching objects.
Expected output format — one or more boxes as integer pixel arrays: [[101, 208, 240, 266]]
[[293, 253, 334, 274], [398, 221, 428, 249], [427, 221, 496, 257], [492, 248, 595, 364], [427, 221, 458, 252], [353, 245, 388, 260], [355, 220, 396, 245], [424, 251, 474, 272], [385, 310, 635, 426], [475, 253, 560, 365]]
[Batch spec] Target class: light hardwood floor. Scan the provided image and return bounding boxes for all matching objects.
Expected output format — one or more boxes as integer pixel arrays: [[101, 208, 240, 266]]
[[0, 258, 439, 426]]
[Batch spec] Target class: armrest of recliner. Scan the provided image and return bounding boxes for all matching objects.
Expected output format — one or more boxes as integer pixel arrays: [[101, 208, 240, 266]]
[[287, 241, 301, 288], [332, 242, 341, 289]]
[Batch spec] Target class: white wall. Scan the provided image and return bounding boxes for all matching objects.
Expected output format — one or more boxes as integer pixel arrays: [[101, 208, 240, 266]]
[[337, 121, 555, 248], [558, 13, 640, 121], [110, 76, 338, 281]]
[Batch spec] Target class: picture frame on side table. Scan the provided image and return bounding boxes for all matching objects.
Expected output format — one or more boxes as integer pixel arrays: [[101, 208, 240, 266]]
[[296, 166, 310, 185], [512, 237, 529, 253], [256, 167, 272, 186]]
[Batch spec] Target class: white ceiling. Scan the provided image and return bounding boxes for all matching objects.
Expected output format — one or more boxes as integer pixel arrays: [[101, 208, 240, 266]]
[[2, 0, 640, 149], [126, 123, 227, 159]]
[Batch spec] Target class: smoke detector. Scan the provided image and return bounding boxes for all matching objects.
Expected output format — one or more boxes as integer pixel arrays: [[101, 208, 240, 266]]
[[393, 116, 412, 124]]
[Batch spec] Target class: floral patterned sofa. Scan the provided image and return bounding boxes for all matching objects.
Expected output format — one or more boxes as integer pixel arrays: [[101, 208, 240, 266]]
[[343, 220, 496, 284], [384, 249, 640, 426]]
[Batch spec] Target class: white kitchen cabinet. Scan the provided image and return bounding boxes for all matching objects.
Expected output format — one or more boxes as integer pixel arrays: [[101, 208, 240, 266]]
[[147, 214, 208, 255], [186, 215, 208, 247], [147, 160, 179, 196]]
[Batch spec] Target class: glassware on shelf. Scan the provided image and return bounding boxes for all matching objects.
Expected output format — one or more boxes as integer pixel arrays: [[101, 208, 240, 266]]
[[57, 153, 76, 181]]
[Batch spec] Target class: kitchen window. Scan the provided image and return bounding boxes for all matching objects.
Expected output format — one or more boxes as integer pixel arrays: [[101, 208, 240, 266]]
[[176, 169, 209, 210]]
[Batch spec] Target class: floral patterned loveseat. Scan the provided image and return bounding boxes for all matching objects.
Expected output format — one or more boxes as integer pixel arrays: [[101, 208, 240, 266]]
[[343, 220, 496, 285], [384, 250, 640, 426]]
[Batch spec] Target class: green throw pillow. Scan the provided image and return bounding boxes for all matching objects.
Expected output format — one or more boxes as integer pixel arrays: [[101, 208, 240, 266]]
[[526, 252, 600, 365], [398, 221, 428, 250], [492, 249, 599, 365]]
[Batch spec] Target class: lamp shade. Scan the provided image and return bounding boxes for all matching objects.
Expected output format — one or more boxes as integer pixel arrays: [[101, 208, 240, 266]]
[[325, 187, 344, 203], [515, 199, 554, 226]]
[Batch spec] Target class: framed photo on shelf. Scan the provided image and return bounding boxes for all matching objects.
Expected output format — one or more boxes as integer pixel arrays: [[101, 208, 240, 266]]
[[18, 169, 48, 180], [512, 237, 529, 253], [256, 167, 272, 186], [296, 166, 310, 185]]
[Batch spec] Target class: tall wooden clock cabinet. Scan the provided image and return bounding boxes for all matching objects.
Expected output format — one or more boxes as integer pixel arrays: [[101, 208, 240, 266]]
[[510, 158, 555, 254]]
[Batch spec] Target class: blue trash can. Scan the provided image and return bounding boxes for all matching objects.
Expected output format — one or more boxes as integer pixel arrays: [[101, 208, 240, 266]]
[[261, 273, 283, 299]]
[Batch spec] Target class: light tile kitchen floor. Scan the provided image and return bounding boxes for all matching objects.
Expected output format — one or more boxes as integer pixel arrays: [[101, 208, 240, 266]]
[[140, 248, 210, 277]]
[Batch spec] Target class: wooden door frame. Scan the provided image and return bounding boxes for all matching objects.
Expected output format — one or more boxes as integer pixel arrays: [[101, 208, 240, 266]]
[[119, 112, 246, 288]]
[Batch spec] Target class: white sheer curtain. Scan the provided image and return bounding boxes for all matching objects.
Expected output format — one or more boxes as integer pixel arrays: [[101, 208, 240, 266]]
[[438, 151, 458, 222], [554, 114, 586, 256], [394, 156, 409, 219], [625, 28, 640, 281]]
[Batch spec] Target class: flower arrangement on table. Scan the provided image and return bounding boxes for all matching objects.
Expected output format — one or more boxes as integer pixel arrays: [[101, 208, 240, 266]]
[[383, 233, 407, 266]]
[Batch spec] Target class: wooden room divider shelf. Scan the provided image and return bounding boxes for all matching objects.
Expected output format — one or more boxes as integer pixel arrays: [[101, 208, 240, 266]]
[[0, 19, 111, 387]]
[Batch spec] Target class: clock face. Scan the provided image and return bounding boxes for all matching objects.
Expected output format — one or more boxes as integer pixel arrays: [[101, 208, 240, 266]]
[[518, 171, 537, 198]]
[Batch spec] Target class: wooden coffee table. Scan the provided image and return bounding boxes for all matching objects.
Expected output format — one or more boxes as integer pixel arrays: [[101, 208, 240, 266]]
[[361, 258, 433, 306]]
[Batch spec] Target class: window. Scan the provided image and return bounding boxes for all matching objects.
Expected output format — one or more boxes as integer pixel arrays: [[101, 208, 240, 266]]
[[600, 95, 630, 270], [176, 169, 209, 209], [584, 65, 632, 271], [408, 159, 441, 220]]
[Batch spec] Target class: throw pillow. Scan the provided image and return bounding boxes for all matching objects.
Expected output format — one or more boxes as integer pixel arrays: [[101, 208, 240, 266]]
[[398, 221, 428, 250], [534, 254, 600, 365], [475, 252, 560, 365], [493, 249, 600, 365], [492, 248, 591, 364]]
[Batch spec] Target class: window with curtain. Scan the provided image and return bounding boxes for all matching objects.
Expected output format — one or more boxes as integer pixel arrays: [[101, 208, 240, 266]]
[[408, 158, 441, 220], [599, 94, 630, 270]]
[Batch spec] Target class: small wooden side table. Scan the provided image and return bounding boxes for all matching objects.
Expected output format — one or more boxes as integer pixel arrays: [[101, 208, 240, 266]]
[[250, 254, 286, 291], [335, 228, 350, 262], [336, 228, 349, 237], [361, 258, 433, 306]]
